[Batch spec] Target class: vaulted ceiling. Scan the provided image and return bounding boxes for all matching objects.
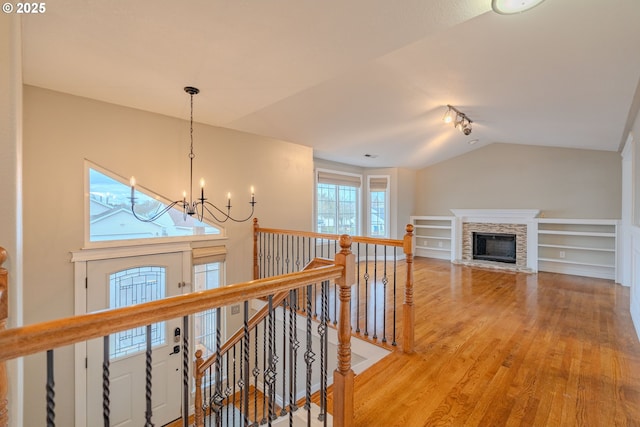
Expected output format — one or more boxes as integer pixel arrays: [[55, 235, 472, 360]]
[[21, 0, 640, 168]]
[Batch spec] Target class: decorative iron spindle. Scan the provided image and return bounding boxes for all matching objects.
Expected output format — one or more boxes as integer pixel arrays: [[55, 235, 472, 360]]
[[46, 349, 55, 427], [364, 243, 370, 336], [252, 327, 260, 427], [373, 244, 378, 340], [289, 289, 299, 413], [145, 324, 153, 426], [356, 242, 361, 333], [261, 316, 268, 425], [182, 316, 190, 426], [303, 284, 315, 427], [318, 280, 328, 422], [382, 250, 388, 343], [280, 298, 288, 417], [393, 248, 398, 346], [232, 346, 237, 427], [102, 335, 110, 427], [243, 301, 251, 426]]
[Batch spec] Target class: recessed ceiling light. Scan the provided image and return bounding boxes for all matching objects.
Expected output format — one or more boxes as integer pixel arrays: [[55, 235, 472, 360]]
[[364, 154, 378, 158], [492, 0, 546, 15]]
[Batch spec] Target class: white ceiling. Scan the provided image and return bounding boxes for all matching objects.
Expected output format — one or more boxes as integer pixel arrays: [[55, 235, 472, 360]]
[[21, 0, 640, 169]]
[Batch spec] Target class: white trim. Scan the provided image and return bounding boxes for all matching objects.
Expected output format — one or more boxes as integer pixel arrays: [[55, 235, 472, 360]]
[[314, 167, 363, 236], [71, 240, 226, 262], [450, 208, 540, 222], [630, 226, 640, 341], [367, 174, 390, 238]]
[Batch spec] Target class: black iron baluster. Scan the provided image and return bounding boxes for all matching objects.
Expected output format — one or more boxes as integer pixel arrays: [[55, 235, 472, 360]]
[[46, 349, 55, 427], [214, 307, 223, 427], [232, 346, 237, 427], [261, 316, 268, 425], [393, 248, 398, 346], [252, 326, 260, 427], [295, 236, 301, 272], [243, 301, 250, 426], [280, 297, 288, 417], [289, 289, 299, 414], [373, 244, 378, 340], [182, 315, 190, 426], [145, 324, 153, 427], [303, 284, 315, 427], [285, 234, 290, 274], [364, 243, 370, 337], [382, 248, 388, 343], [276, 234, 281, 276], [268, 295, 278, 424], [225, 350, 231, 427], [207, 365, 212, 427], [259, 231, 264, 279], [103, 336, 110, 427], [318, 281, 328, 423], [356, 242, 361, 333]]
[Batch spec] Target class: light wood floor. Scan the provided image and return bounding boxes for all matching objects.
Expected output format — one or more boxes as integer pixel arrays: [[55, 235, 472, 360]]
[[330, 257, 640, 427]]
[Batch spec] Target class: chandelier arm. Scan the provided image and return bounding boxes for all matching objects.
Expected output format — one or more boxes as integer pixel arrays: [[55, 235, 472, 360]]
[[200, 203, 231, 223], [204, 201, 256, 223], [130, 199, 181, 223]]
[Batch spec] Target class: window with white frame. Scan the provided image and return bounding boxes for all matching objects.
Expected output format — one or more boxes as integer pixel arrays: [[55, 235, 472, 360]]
[[192, 246, 226, 359], [368, 176, 389, 238], [316, 170, 361, 235], [87, 163, 222, 244]]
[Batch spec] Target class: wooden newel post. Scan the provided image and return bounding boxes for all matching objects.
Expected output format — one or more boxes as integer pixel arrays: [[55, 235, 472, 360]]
[[403, 224, 415, 354], [253, 218, 260, 280], [194, 350, 204, 427], [333, 235, 355, 427], [0, 247, 8, 427]]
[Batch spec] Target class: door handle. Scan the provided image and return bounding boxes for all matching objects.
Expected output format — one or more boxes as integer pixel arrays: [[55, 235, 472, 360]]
[[169, 345, 180, 355]]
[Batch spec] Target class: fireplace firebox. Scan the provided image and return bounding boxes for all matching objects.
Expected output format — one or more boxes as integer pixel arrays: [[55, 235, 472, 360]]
[[473, 232, 516, 264]]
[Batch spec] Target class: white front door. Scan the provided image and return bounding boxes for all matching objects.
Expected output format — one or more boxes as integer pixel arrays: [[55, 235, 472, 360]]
[[86, 252, 184, 426]]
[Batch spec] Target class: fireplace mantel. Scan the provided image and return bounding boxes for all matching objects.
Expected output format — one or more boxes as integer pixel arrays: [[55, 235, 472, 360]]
[[450, 209, 540, 271]]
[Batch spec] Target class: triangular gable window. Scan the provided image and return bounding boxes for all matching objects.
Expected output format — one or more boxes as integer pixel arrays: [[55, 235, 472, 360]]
[[88, 166, 222, 243]]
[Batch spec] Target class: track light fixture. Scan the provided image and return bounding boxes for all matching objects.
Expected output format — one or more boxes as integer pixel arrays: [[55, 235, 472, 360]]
[[443, 105, 472, 135]]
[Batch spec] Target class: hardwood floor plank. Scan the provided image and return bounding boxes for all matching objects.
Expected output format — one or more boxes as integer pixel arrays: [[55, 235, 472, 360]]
[[333, 258, 640, 426]]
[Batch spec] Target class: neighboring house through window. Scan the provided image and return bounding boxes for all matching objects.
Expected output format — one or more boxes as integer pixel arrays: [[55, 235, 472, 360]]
[[88, 163, 222, 244]]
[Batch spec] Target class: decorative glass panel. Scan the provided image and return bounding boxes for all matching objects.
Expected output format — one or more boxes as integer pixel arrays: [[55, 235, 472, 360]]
[[193, 262, 222, 359], [109, 266, 166, 360]]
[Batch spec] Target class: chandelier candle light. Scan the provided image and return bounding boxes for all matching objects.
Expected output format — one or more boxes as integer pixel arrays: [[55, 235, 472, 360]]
[[129, 86, 256, 223]]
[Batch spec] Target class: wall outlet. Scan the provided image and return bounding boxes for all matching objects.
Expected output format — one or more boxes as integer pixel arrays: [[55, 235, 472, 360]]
[[231, 304, 240, 315], [559, 251, 566, 258]]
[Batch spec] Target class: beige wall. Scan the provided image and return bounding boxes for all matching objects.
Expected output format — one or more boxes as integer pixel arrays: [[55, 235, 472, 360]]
[[415, 143, 622, 219], [22, 85, 314, 425]]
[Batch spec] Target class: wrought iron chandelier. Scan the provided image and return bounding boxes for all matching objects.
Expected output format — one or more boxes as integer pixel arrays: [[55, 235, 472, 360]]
[[129, 86, 256, 223]]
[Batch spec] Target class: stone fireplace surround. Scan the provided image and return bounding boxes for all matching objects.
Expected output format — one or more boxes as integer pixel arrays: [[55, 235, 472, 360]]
[[450, 209, 540, 272]]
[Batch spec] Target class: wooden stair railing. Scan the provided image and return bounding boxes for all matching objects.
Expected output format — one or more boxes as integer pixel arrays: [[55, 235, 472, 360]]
[[0, 240, 355, 427], [253, 219, 414, 353], [1, 247, 8, 427], [194, 257, 334, 426]]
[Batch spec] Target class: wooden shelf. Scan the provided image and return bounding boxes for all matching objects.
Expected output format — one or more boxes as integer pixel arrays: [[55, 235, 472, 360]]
[[411, 216, 454, 261], [537, 219, 618, 280]]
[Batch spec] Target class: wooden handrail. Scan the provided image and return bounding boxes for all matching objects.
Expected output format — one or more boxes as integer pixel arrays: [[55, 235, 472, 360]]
[[254, 222, 405, 247], [1, 247, 8, 427], [0, 265, 343, 362]]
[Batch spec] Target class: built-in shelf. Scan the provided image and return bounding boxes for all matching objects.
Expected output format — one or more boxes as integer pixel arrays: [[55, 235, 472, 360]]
[[411, 215, 619, 281], [537, 218, 618, 280], [411, 216, 454, 261]]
